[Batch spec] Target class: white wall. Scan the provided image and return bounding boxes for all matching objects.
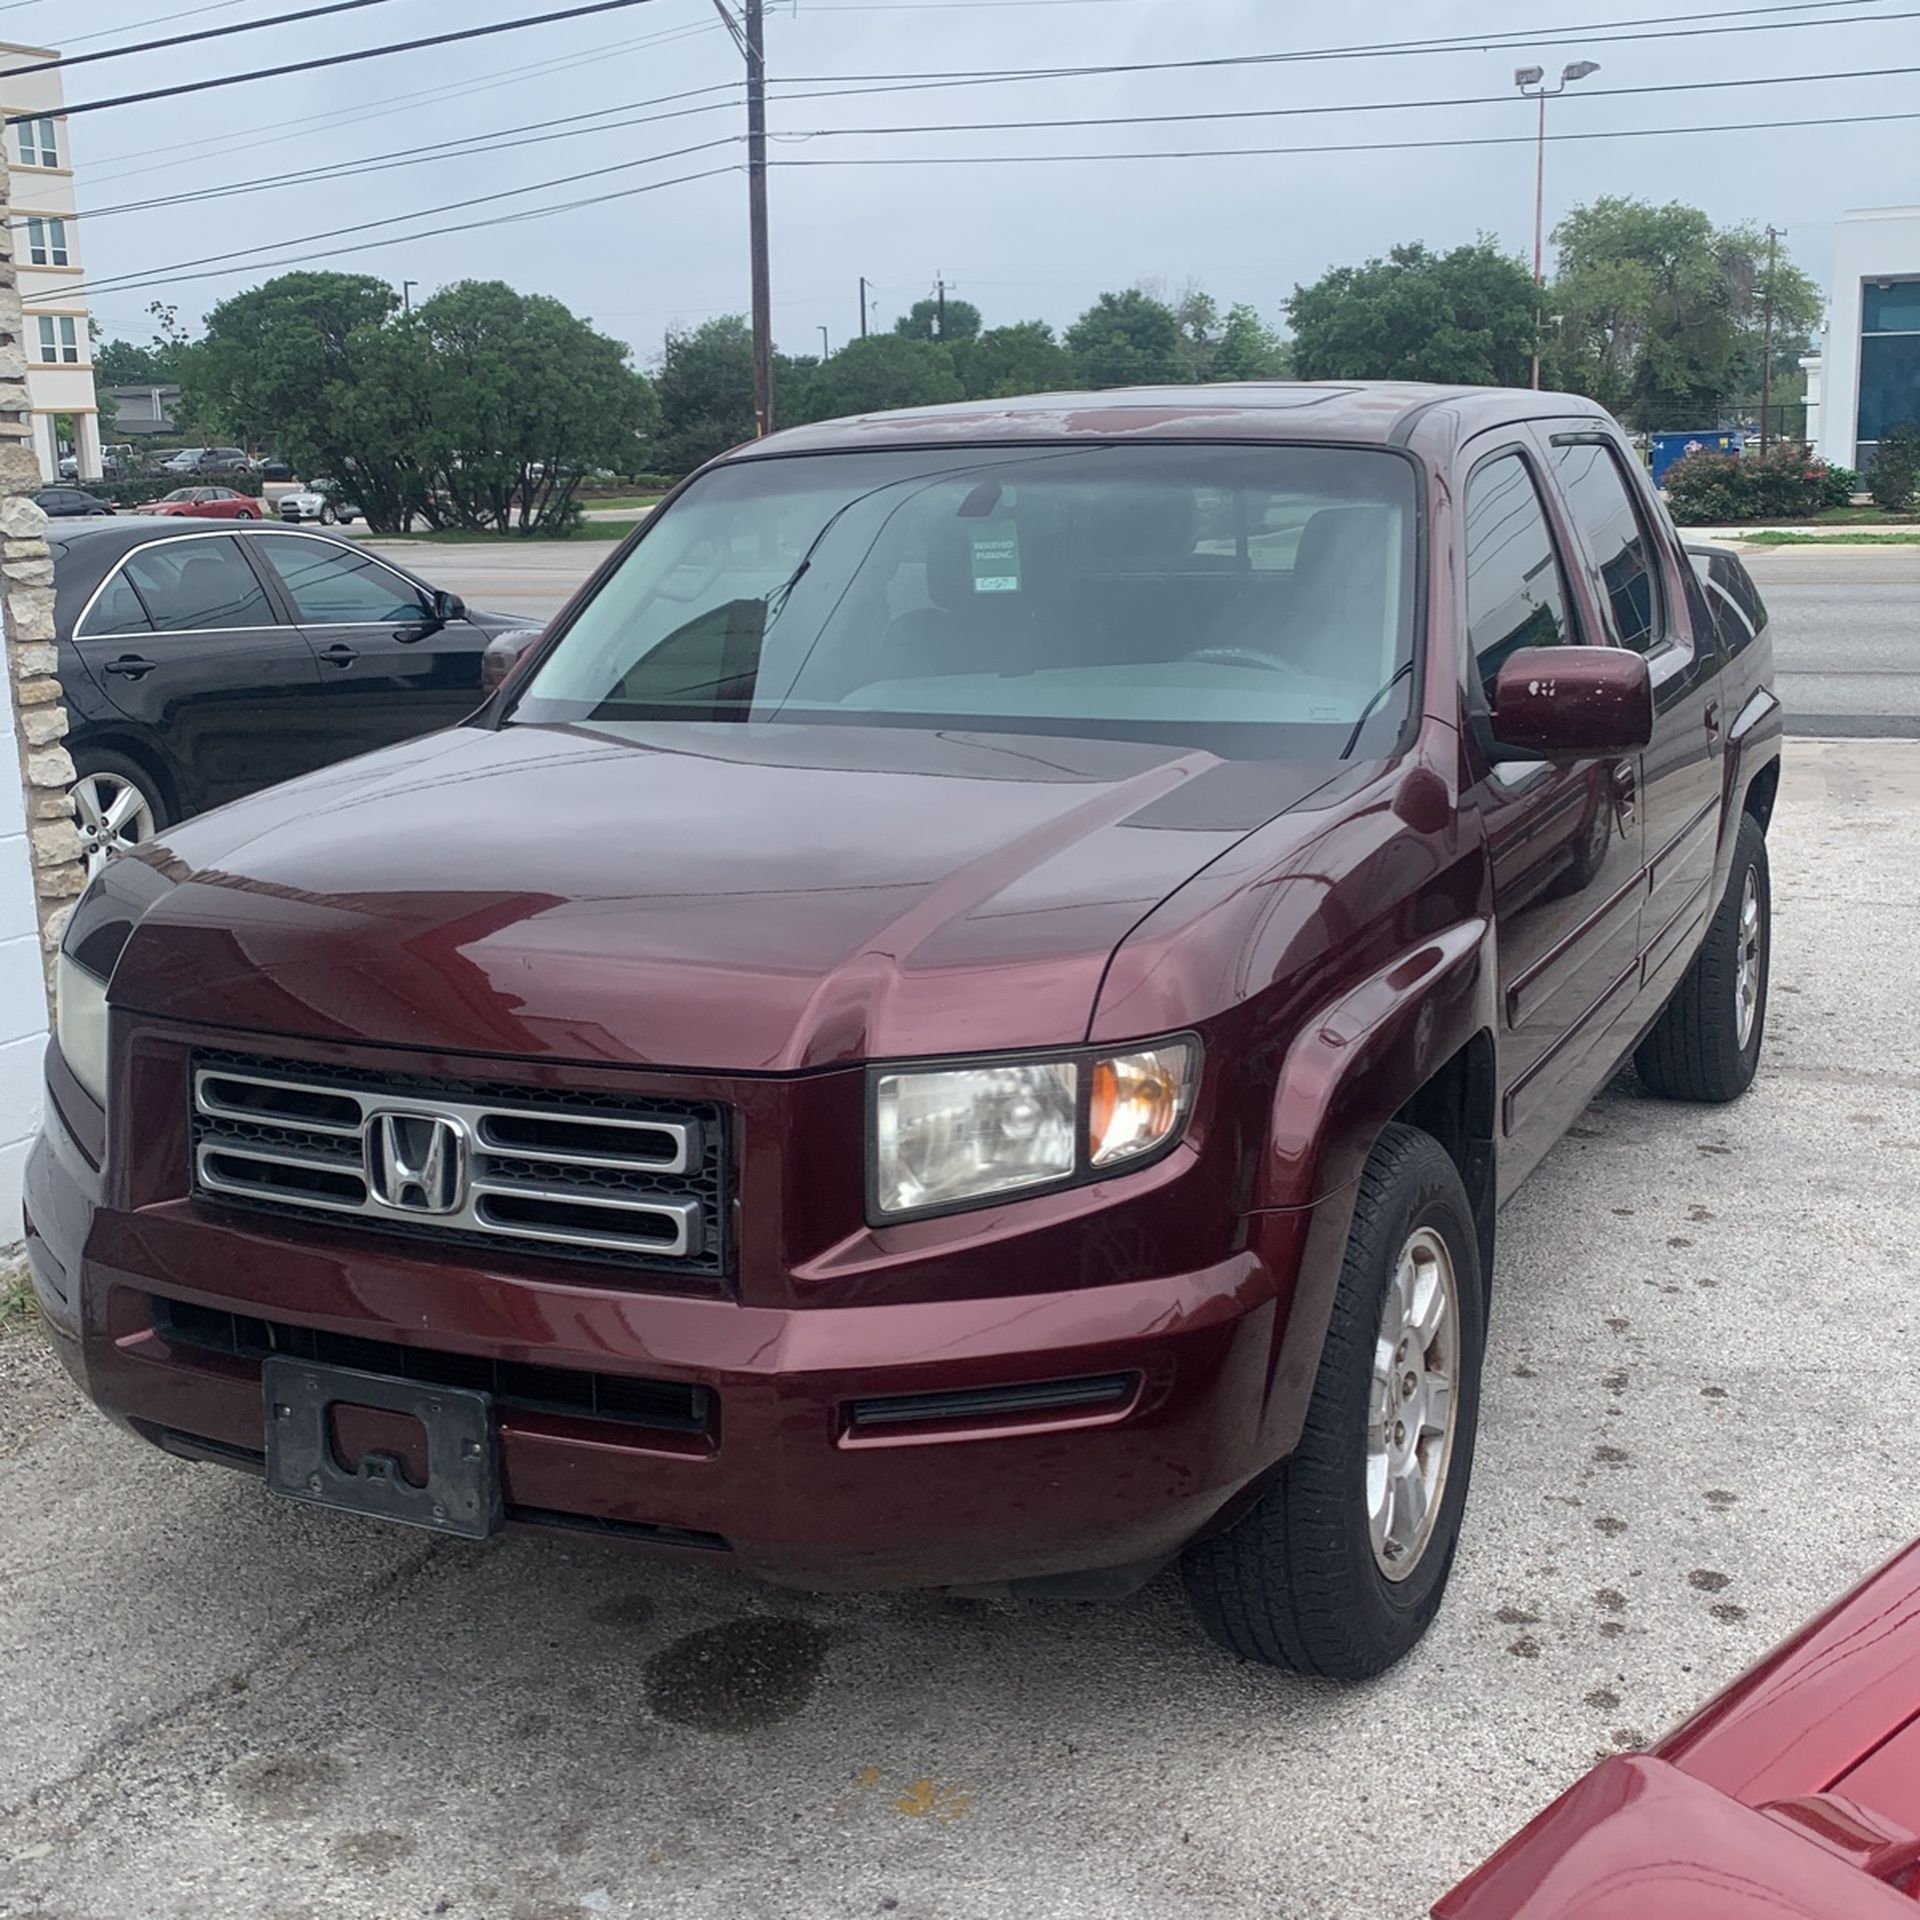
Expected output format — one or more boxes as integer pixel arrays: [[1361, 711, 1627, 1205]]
[[0, 628, 47, 1237], [1818, 206, 1920, 471]]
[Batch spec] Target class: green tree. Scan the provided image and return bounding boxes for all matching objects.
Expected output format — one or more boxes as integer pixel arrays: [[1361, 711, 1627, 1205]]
[[1212, 302, 1290, 380], [1547, 197, 1823, 429], [92, 337, 170, 386], [1288, 241, 1537, 387], [416, 280, 657, 533], [952, 320, 1071, 399], [894, 295, 982, 342], [1065, 289, 1188, 387], [190, 271, 400, 499], [789, 335, 963, 424], [654, 316, 756, 474]]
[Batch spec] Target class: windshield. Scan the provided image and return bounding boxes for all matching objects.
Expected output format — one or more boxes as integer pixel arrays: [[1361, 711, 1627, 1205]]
[[514, 444, 1420, 757]]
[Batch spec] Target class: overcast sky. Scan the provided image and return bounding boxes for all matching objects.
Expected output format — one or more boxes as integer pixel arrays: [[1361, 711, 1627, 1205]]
[[17, 0, 1920, 366]]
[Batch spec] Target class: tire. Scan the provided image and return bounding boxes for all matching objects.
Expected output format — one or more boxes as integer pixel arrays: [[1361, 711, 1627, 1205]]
[[1634, 812, 1770, 1103], [1182, 1124, 1486, 1679], [319, 504, 337, 526], [71, 750, 169, 879]]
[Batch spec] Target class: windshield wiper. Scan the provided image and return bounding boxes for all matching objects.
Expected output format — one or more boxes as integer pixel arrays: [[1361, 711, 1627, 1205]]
[[1338, 660, 1414, 760]]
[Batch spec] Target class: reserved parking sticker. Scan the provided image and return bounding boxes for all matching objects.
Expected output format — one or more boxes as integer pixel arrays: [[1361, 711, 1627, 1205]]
[[971, 522, 1020, 593]]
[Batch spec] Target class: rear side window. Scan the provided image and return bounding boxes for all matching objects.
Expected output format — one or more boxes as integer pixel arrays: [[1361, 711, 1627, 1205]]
[[1549, 438, 1663, 653], [117, 538, 275, 632], [1464, 454, 1574, 697], [252, 535, 424, 624]]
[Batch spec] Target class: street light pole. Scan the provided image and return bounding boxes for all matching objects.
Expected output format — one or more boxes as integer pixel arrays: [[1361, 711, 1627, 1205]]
[[1515, 59, 1598, 391], [819, 325, 830, 358]]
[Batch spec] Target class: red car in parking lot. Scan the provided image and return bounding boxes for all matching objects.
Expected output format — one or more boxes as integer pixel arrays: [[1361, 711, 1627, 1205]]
[[133, 486, 263, 520], [28, 382, 1780, 1677]]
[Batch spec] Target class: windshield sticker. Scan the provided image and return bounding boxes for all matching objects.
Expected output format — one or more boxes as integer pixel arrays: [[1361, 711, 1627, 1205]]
[[970, 522, 1020, 594]]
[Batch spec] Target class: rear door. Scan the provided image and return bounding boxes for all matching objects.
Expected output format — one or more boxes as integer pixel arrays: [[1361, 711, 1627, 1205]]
[[68, 532, 332, 816], [1538, 426, 1725, 1014], [247, 531, 491, 755], [1457, 440, 1646, 1193]]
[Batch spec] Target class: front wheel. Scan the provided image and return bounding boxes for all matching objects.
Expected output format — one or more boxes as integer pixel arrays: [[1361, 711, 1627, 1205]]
[[1182, 1124, 1486, 1678], [1634, 812, 1770, 1103], [319, 504, 337, 526]]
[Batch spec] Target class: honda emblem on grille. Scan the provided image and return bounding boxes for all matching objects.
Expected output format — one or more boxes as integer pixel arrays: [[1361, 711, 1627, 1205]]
[[367, 1110, 468, 1214]]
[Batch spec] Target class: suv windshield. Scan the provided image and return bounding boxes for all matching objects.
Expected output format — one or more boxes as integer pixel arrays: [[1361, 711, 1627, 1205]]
[[515, 444, 1420, 756]]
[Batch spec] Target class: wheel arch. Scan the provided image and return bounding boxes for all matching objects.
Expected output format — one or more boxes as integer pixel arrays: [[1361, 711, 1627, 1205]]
[[67, 726, 181, 826]]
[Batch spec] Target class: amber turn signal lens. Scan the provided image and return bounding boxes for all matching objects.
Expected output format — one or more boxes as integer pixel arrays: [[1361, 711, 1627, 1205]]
[[1089, 1042, 1196, 1169]]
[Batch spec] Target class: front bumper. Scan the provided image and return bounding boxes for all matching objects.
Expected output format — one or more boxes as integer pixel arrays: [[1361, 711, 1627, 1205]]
[[26, 1070, 1321, 1593]]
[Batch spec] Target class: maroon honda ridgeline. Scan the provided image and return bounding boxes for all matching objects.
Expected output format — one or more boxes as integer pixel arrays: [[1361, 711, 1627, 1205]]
[[27, 384, 1780, 1678]]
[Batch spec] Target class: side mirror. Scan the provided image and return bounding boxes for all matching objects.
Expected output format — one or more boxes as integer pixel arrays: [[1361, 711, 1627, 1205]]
[[1489, 646, 1652, 759], [430, 588, 467, 626], [480, 627, 543, 697]]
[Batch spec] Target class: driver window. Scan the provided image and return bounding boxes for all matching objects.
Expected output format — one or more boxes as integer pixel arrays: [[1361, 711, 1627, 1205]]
[[1465, 454, 1576, 699]]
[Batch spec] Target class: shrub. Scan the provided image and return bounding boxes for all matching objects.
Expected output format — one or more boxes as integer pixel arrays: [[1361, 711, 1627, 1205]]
[[1869, 422, 1920, 514], [1663, 444, 1852, 524], [94, 475, 265, 507]]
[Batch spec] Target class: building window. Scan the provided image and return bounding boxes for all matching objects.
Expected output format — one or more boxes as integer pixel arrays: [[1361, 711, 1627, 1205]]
[[26, 217, 70, 267], [1859, 277, 1920, 469], [16, 118, 58, 168], [36, 316, 80, 364]]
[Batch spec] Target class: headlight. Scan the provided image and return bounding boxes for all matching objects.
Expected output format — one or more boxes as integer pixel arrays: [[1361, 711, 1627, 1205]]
[[55, 950, 110, 1109], [871, 1038, 1198, 1220]]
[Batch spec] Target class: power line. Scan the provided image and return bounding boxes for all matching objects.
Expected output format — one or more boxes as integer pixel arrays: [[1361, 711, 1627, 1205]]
[[771, 59, 1920, 143], [5, 0, 417, 76], [74, 17, 723, 186], [4, 0, 677, 123], [61, 0, 261, 51], [31, 100, 1915, 312]]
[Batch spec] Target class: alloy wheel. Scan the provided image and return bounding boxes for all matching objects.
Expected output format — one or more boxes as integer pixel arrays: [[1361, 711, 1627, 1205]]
[[73, 771, 157, 878], [1367, 1226, 1461, 1583], [1734, 867, 1763, 1052]]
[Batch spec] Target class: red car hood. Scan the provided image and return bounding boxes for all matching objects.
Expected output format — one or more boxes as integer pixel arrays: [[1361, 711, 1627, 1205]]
[[1438, 1541, 1920, 1919], [112, 720, 1336, 1071]]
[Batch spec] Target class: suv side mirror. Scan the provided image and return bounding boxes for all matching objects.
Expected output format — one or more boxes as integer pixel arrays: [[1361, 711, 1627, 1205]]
[[480, 627, 543, 697], [1489, 646, 1652, 758]]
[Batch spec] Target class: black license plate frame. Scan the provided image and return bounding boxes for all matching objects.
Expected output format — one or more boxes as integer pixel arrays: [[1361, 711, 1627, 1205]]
[[262, 1356, 502, 1540]]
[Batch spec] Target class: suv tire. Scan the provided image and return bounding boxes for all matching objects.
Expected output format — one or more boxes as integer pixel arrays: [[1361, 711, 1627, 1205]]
[[1635, 812, 1770, 1104], [1182, 1123, 1486, 1678]]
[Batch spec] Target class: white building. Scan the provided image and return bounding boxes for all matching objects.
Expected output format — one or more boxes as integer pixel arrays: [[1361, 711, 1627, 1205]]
[[1812, 206, 1920, 476], [3, 43, 99, 483]]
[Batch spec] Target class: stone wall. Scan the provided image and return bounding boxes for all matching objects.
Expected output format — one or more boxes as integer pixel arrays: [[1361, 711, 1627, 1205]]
[[1, 147, 83, 1232]]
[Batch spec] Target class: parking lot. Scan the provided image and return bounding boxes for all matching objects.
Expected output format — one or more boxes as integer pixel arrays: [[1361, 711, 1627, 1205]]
[[2, 736, 1916, 1919]]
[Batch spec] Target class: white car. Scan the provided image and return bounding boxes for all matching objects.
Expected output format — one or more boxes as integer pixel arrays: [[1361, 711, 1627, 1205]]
[[277, 482, 361, 526]]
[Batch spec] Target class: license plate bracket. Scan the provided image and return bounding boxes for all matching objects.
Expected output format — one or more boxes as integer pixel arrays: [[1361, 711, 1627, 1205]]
[[262, 1356, 501, 1540]]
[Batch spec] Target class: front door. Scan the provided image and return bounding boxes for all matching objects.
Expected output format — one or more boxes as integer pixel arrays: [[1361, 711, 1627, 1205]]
[[1457, 444, 1646, 1196], [247, 533, 491, 756], [1537, 427, 1726, 1016], [69, 532, 330, 816]]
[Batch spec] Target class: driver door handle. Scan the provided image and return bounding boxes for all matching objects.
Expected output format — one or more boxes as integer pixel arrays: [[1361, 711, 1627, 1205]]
[[104, 654, 155, 679], [320, 643, 358, 668]]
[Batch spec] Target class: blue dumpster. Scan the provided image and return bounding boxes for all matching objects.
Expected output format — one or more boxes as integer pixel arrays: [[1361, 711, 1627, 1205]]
[[1651, 430, 1744, 488]]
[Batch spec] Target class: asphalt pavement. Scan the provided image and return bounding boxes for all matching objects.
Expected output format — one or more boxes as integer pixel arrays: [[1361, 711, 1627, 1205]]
[[1738, 546, 1920, 737], [377, 537, 1920, 739], [3, 739, 1919, 1920]]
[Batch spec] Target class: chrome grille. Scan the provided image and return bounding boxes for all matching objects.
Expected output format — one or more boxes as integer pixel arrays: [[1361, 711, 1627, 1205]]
[[190, 1053, 729, 1278]]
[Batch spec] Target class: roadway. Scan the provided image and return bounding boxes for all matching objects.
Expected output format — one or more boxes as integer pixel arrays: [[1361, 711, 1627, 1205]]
[[379, 537, 1920, 739]]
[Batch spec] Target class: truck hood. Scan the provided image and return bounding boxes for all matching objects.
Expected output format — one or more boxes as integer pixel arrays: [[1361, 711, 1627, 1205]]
[[113, 720, 1337, 1071]]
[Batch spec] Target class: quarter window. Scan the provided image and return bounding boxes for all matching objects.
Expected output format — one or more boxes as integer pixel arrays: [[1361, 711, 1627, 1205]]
[[114, 538, 275, 632], [26, 217, 70, 267], [35, 316, 79, 364], [252, 535, 425, 624], [1464, 453, 1575, 698], [78, 571, 153, 638], [1549, 439, 1663, 653], [17, 117, 57, 168]]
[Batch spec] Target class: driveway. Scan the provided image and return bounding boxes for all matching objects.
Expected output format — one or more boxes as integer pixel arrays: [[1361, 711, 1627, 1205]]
[[3, 740, 1917, 1920]]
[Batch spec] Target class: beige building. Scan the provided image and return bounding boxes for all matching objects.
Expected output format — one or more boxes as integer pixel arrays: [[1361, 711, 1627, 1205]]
[[3, 43, 98, 483]]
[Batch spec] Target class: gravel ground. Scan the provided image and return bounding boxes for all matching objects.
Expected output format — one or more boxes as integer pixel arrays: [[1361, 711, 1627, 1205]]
[[1, 740, 1916, 1920]]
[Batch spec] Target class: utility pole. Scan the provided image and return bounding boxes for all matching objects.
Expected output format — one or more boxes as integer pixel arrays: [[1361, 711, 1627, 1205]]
[[1760, 224, 1783, 454], [859, 274, 869, 338], [935, 272, 947, 340], [744, 0, 772, 435], [402, 279, 416, 313]]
